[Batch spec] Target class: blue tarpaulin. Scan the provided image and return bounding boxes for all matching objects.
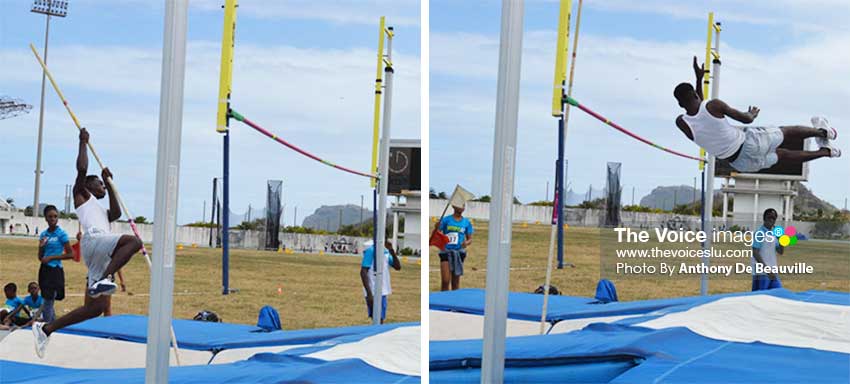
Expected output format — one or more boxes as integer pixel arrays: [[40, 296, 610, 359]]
[[430, 289, 849, 383], [2, 355, 418, 384], [430, 288, 847, 323], [1, 317, 420, 383], [58, 314, 414, 351]]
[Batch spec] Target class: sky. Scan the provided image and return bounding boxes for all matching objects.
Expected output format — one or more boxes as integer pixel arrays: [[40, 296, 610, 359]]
[[430, 0, 850, 209], [0, 0, 420, 225]]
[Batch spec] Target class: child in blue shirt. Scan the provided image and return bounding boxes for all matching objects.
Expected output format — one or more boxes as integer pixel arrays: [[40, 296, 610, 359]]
[[23, 282, 44, 324], [437, 204, 474, 291], [1, 283, 30, 327], [38, 205, 73, 322]]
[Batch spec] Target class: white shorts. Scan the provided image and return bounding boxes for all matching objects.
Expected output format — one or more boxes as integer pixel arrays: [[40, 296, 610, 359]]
[[81, 228, 121, 285], [729, 126, 784, 172]]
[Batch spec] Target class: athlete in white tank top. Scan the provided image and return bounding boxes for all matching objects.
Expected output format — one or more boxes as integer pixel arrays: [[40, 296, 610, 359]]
[[680, 100, 744, 159], [674, 56, 840, 169], [76, 195, 111, 234], [34, 128, 144, 359]]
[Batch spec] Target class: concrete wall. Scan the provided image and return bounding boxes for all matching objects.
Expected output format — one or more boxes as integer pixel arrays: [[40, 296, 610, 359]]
[[2, 212, 370, 254], [428, 199, 702, 228], [428, 198, 840, 237]]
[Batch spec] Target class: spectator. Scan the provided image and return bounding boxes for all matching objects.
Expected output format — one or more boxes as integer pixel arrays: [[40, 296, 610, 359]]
[[1, 283, 30, 327], [360, 240, 401, 324], [752, 208, 784, 291], [22, 282, 44, 326], [38, 205, 73, 323], [437, 203, 474, 291]]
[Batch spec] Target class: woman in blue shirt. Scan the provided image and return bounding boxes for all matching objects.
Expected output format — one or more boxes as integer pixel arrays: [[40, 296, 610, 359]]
[[38, 205, 73, 323], [437, 204, 474, 291]]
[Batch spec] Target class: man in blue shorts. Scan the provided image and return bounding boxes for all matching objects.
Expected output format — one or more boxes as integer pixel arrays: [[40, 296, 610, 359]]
[[752, 209, 784, 291], [360, 240, 401, 324], [438, 203, 474, 291]]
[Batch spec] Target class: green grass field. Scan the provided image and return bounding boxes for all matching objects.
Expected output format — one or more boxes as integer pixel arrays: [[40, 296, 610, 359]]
[[1, 237, 420, 329], [429, 221, 850, 299]]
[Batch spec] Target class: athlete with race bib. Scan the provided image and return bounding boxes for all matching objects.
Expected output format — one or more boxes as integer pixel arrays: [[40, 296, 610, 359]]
[[437, 203, 474, 291]]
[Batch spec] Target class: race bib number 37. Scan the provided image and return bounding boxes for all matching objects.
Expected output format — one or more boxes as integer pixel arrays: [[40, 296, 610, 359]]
[[447, 232, 460, 245]]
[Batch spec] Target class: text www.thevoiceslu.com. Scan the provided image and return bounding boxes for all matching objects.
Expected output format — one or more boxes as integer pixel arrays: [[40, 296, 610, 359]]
[[614, 247, 752, 259]]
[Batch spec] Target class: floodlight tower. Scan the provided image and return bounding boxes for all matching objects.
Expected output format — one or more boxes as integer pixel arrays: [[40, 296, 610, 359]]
[[0, 96, 33, 120], [30, 0, 69, 217]]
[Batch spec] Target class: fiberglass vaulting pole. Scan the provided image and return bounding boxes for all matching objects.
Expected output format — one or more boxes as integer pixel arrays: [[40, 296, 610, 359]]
[[372, 25, 394, 326], [482, 0, 524, 382], [145, 0, 188, 382], [701, 16, 721, 296]]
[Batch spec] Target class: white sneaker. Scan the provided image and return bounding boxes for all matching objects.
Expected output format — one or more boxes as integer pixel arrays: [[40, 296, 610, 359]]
[[87, 278, 117, 298], [822, 143, 842, 158], [32, 322, 49, 358], [812, 116, 838, 147]]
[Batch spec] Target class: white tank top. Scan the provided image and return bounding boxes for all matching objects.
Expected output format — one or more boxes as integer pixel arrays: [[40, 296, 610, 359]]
[[77, 195, 111, 234], [681, 100, 745, 159]]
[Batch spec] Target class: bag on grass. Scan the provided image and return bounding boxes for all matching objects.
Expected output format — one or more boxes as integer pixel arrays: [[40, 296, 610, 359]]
[[257, 305, 281, 331], [193, 310, 221, 322], [594, 279, 618, 303], [534, 285, 560, 295]]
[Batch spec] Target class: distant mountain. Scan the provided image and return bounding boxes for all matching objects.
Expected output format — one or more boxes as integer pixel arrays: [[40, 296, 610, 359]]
[[302, 204, 372, 232], [640, 185, 701, 210], [636, 183, 837, 216], [795, 183, 838, 216]]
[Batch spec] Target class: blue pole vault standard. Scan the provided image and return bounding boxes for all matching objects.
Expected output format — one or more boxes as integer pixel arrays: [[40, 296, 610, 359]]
[[222, 131, 230, 295], [556, 117, 565, 268]]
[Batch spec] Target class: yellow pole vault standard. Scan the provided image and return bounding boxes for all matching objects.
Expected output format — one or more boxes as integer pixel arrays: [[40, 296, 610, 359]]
[[551, 0, 572, 116], [370, 16, 387, 187], [217, 0, 237, 133], [699, 12, 714, 170]]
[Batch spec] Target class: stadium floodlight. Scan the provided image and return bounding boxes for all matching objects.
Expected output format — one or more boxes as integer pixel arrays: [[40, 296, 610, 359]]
[[0, 96, 33, 120], [30, 0, 69, 217], [31, 0, 68, 17]]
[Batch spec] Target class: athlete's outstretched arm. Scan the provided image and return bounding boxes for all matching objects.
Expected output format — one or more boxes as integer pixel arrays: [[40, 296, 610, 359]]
[[75, 130, 89, 189], [709, 99, 759, 124], [73, 129, 91, 207], [693, 56, 704, 101]]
